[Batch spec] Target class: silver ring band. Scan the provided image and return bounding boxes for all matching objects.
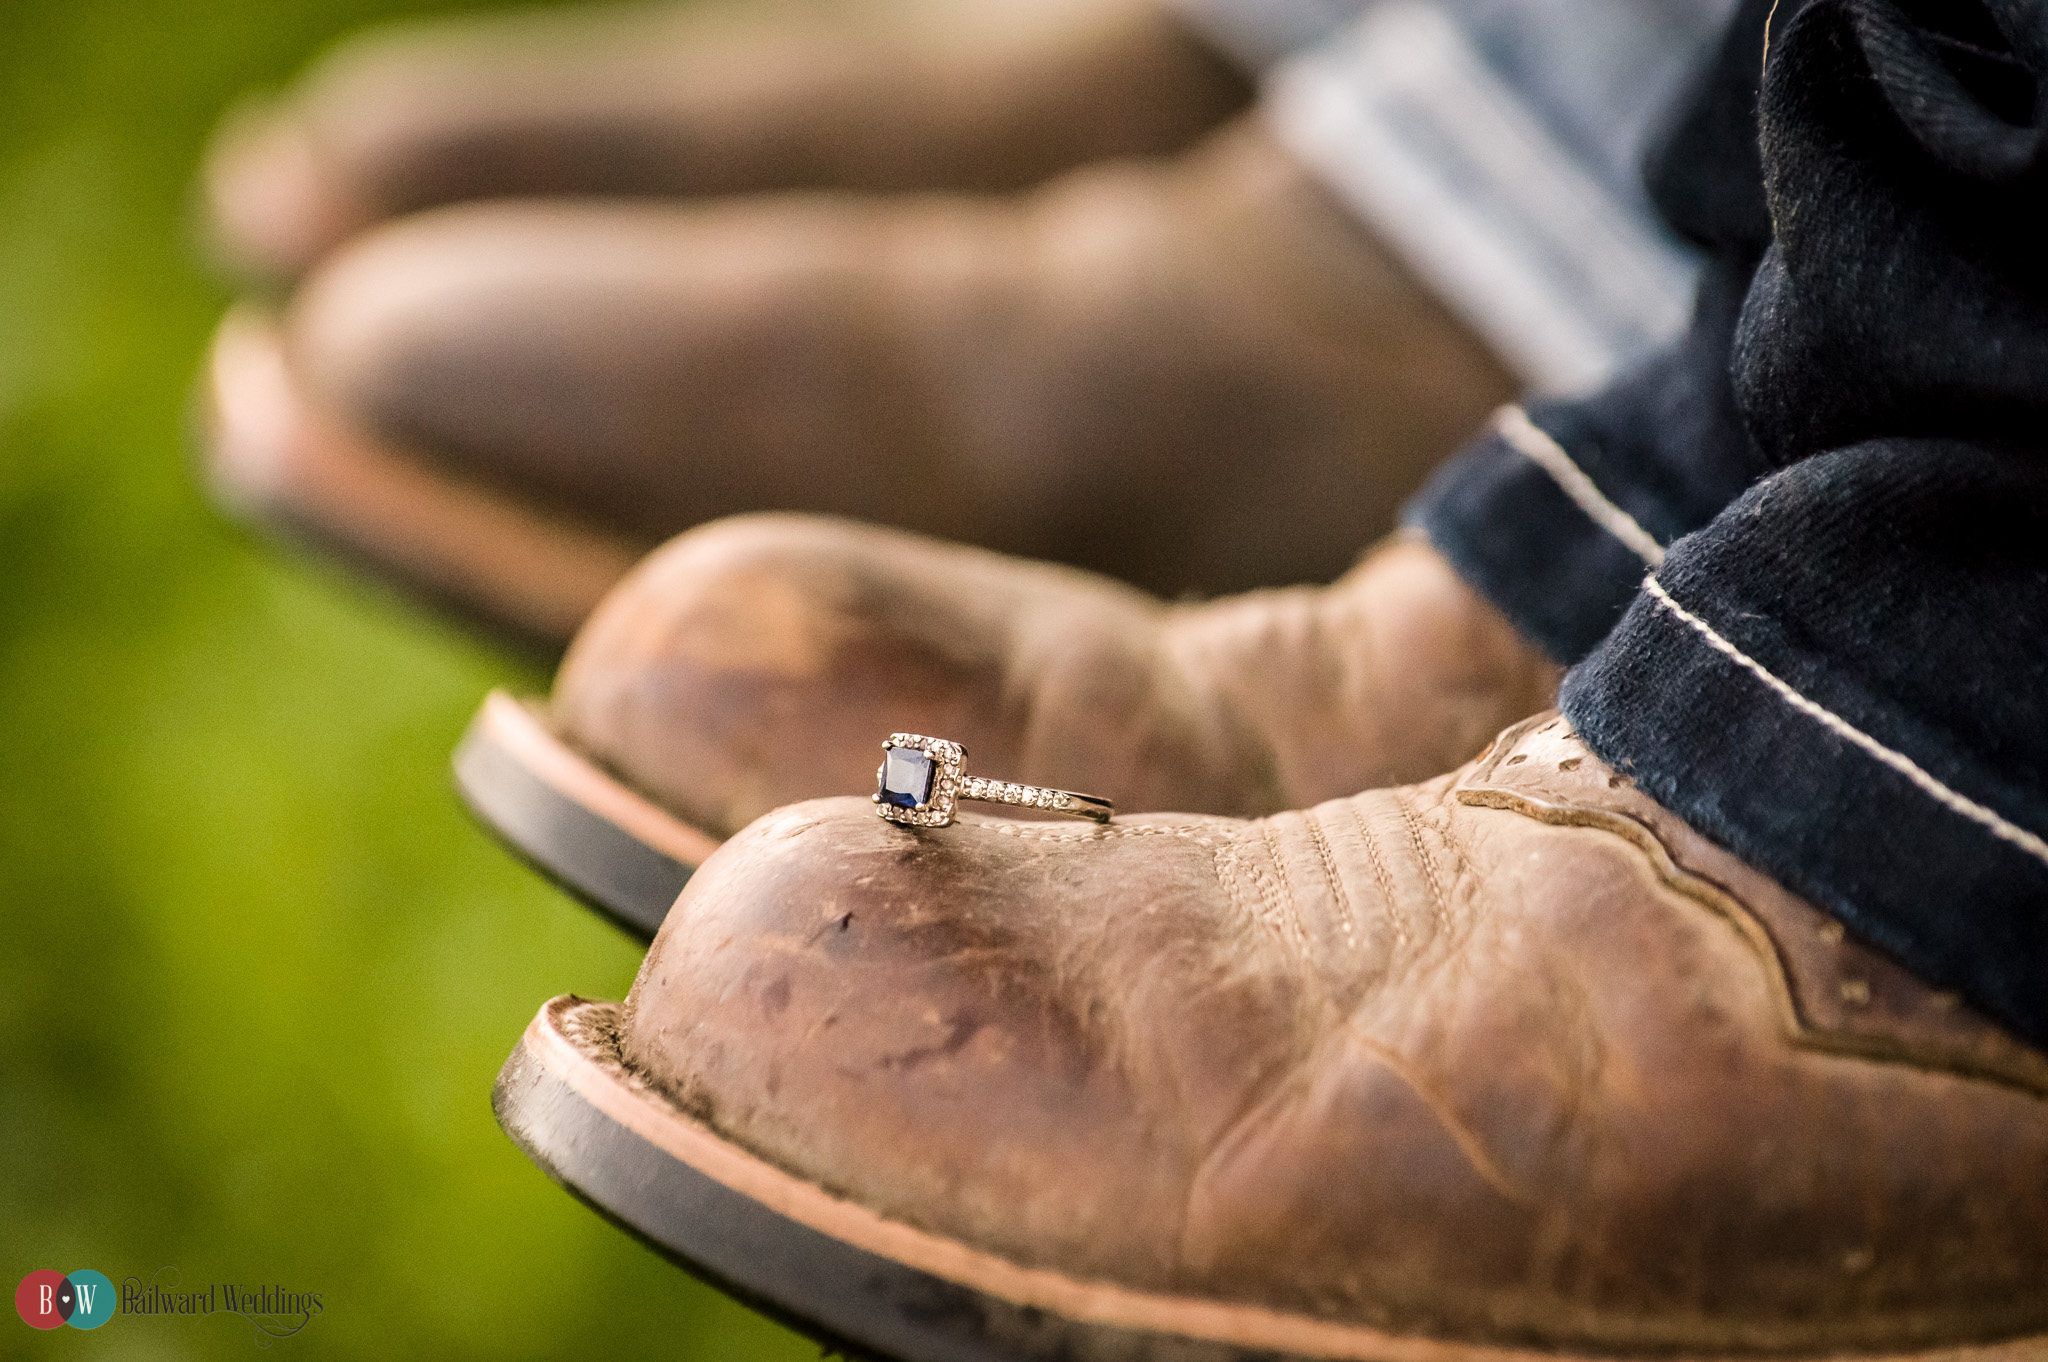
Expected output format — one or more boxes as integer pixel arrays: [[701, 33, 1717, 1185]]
[[873, 734, 1114, 828]]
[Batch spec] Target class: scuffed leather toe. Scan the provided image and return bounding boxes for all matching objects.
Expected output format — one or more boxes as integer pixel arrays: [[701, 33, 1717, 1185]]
[[619, 715, 2048, 1355]]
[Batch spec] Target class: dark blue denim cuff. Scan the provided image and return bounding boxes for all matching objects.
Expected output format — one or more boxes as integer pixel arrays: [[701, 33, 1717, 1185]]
[[1561, 443, 2048, 1048], [1403, 252, 1767, 665], [1404, 417, 1655, 665], [1398, 0, 1776, 664], [1410, 0, 2048, 1048]]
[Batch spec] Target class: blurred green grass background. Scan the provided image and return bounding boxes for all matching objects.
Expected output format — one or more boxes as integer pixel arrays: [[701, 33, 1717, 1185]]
[[0, 0, 815, 1355]]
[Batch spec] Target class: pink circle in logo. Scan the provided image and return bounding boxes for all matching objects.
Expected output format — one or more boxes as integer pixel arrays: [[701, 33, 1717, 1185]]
[[15, 1270, 67, 1330]]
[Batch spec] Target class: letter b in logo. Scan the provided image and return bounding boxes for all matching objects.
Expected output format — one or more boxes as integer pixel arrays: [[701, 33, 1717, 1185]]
[[15, 1271, 64, 1330], [16, 1270, 114, 1330]]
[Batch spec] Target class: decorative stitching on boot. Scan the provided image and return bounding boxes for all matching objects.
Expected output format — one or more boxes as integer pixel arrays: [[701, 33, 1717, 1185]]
[[1394, 790, 1453, 936], [1644, 576, 2048, 868], [1220, 835, 1302, 950], [1304, 809, 1359, 953], [1212, 842, 1258, 937], [1346, 798, 1408, 946], [1215, 839, 1301, 951], [1495, 405, 1667, 566], [1260, 821, 1314, 957]]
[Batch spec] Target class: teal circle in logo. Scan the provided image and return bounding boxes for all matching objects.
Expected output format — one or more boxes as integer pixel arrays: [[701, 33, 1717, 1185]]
[[61, 1271, 114, 1330]]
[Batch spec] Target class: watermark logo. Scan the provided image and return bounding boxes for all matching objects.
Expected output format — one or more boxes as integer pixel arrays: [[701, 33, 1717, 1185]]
[[16, 1267, 321, 1344], [15, 1269, 116, 1330]]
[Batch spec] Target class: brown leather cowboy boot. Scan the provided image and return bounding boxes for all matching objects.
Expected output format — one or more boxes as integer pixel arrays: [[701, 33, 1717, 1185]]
[[204, 0, 1253, 278], [453, 515, 1560, 938], [496, 712, 2048, 1362], [206, 118, 1517, 650]]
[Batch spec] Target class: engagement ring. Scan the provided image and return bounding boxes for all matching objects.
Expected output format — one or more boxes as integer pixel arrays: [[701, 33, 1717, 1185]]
[[873, 734, 1113, 828]]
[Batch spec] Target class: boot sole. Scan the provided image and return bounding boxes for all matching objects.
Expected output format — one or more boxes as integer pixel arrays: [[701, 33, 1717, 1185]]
[[497, 994, 2048, 1362], [453, 691, 719, 941], [199, 304, 645, 659]]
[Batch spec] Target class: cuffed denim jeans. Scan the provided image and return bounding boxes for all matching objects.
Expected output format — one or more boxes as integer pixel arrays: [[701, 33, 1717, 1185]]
[[1408, 0, 2048, 1045]]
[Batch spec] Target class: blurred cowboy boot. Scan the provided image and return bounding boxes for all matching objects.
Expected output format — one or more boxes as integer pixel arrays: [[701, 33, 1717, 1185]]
[[497, 711, 2048, 1361], [204, 0, 1254, 278], [205, 117, 1518, 653], [453, 515, 1559, 938]]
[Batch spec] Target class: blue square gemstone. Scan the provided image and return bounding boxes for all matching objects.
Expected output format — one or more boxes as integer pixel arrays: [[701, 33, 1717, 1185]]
[[879, 745, 937, 810]]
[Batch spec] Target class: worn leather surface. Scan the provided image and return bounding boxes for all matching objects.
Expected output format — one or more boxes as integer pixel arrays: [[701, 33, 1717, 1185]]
[[277, 117, 1516, 599], [206, 0, 1254, 277], [620, 712, 2048, 1353], [553, 518, 1561, 836]]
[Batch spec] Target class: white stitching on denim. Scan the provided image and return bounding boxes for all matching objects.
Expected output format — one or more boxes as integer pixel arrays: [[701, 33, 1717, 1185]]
[[1494, 405, 1667, 567], [1643, 575, 2048, 868]]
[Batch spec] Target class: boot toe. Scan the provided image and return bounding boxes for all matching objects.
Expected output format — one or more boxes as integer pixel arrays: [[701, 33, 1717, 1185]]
[[204, 97, 370, 279], [606, 719, 2048, 1354], [620, 795, 1241, 1286]]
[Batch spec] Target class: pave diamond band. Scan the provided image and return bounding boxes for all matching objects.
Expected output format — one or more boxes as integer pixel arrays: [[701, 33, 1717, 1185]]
[[873, 734, 1113, 828], [959, 776, 1065, 809]]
